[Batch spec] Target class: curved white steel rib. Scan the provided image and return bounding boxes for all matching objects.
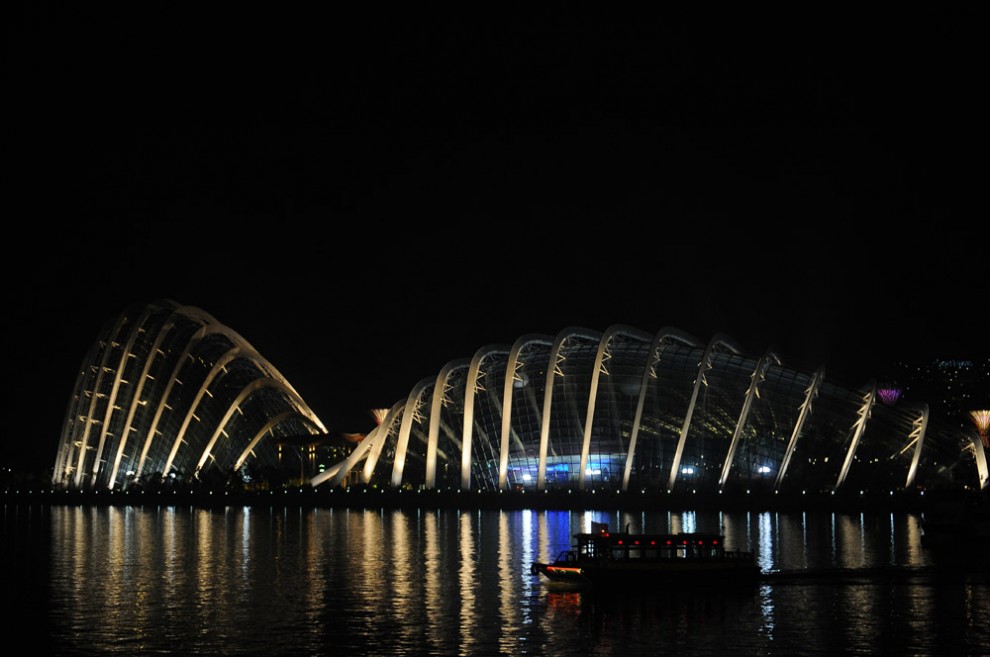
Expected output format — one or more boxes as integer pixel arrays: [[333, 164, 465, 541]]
[[498, 335, 553, 490], [667, 333, 741, 492], [774, 367, 824, 492], [138, 314, 325, 483], [971, 432, 990, 489], [134, 319, 220, 480], [233, 410, 321, 471], [717, 350, 782, 489], [53, 351, 90, 483], [622, 327, 699, 491], [577, 325, 652, 491], [311, 425, 381, 487], [161, 347, 259, 480], [424, 359, 470, 488], [905, 404, 929, 488], [108, 314, 196, 488], [325, 430, 379, 487], [834, 382, 878, 491], [460, 348, 509, 490], [91, 305, 155, 489], [58, 301, 330, 490], [536, 327, 601, 490], [97, 312, 156, 487], [391, 378, 435, 488], [72, 311, 130, 487], [311, 404, 404, 488], [363, 402, 405, 484], [192, 377, 288, 474]]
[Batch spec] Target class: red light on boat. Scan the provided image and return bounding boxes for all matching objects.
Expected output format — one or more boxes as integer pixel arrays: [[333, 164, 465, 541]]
[[682, 540, 687, 545], [617, 540, 623, 545], [665, 540, 672, 545], [713, 540, 719, 545], [697, 540, 703, 545], [633, 540, 640, 545], [650, 540, 656, 545]]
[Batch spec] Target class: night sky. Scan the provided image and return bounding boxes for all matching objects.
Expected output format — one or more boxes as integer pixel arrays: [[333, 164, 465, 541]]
[[5, 8, 985, 476]]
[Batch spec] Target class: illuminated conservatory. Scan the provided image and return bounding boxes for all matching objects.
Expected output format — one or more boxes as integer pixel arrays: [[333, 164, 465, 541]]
[[54, 304, 987, 496], [52, 300, 327, 491], [314, 325, 988, 494]]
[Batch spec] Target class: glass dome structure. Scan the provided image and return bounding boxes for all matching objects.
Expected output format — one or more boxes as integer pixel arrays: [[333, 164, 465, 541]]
[[52, 300, 327, 491], [314, 325, 988, 494]]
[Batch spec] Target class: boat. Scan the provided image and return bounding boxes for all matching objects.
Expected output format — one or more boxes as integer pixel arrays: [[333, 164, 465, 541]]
[[530, 523, 760, 589]]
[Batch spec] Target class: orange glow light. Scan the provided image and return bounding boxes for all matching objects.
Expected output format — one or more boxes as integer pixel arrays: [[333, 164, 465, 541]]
[[971, 410, 990, 448], [370, 408, 388, 426], [548, 566, 582, 574]]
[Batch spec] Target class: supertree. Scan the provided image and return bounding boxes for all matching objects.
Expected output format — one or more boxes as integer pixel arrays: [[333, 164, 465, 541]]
[[370, 408, 389, 425], [876, 385, 903, 406], [971, 410, 990, 449]]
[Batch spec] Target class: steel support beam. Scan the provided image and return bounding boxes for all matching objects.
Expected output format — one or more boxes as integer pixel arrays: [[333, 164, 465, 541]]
[[424, 360, 469, 489], [905, 404, 929, 488], [391, 378, 434, 488], [622, 328, 699, 491], [667, 334, 740, 492], [834, 382, 877, 492], [718, 350, 781, 489], [578, 325, 651, 490], [774, 367, 824, 492]]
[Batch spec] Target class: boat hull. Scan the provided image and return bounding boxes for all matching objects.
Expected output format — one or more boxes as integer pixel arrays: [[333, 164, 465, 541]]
[[532, 559, 760, 589]]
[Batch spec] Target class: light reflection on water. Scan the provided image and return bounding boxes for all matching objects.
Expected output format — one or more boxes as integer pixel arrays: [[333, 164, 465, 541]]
[[3, 504, 988, 656], [459, 511, 477, 656]]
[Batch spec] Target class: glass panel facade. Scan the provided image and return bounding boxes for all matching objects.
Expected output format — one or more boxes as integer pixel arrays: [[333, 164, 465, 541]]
[[56, 304, 984, 496]]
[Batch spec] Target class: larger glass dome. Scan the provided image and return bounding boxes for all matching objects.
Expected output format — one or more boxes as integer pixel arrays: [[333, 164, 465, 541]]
[[315, 325, 987, 494]]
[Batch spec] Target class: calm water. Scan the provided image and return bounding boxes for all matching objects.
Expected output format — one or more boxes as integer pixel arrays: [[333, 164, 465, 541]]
[[3, 504, 988, 656]]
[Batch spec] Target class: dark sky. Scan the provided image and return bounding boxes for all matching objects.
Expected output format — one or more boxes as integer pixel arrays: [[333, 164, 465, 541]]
[[5, 7, 985, 475]]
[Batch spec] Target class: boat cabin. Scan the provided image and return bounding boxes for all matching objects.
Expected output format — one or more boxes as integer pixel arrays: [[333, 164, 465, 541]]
[[572, 530, 737, 562]]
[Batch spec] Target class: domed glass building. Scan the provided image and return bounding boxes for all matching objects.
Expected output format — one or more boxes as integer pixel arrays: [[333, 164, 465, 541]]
[[315, 325, 988, 495], [54, 304, 987, 496], [52, 300, 327, 491]]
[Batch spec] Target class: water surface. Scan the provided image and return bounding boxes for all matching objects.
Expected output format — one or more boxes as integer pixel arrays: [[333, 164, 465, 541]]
[[3, 504, 987, 656]]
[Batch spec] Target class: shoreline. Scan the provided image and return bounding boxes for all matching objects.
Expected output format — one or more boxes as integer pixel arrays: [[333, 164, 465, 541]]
[[2, 486, 979, 513]]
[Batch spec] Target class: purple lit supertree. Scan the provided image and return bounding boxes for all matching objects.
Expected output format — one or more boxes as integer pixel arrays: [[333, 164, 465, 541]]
[[971, 410, 990, 449], [876, 386, 903, 406]]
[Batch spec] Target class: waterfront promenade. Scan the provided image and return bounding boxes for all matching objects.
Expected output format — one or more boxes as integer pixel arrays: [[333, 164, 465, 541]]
[[2, 484, 978, 514]]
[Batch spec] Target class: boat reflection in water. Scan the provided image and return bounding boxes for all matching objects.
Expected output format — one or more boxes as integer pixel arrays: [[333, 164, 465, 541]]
[[531, 522, 760, 590]]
